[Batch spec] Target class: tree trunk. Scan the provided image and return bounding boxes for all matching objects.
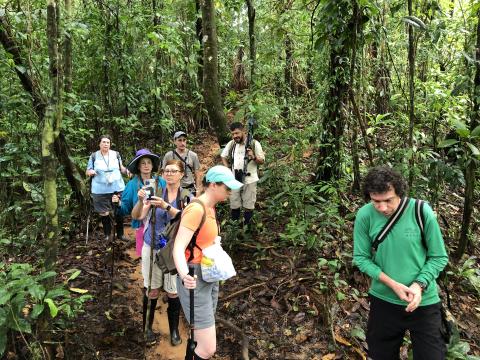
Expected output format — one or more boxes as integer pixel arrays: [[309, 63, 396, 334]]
[[283, 33, 292, 120], [201, 0, 228, 143], [0, 11, 88, 207], [245, 0, 256, 84], [63, 0, 73, 94], [455, 9, 480, 260], [44, 0, 62, 271], [407, 0, 416, 189]]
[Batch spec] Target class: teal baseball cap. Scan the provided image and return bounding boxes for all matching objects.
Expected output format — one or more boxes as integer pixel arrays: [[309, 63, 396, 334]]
[[206, 165, 243, 190]]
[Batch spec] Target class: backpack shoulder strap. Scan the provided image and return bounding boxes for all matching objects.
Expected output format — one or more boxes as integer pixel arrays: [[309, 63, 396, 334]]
[[116, 151, 122, 168], [415, 199, 428, 250], [178, 188, 192, 209], [186, 199, 207, 262], [90, 152, 97, 170], [372, 197, 410, 251], [173, 150, 194, 173]]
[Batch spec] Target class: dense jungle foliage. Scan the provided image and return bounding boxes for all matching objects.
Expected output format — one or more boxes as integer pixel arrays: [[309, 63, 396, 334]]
[[1, 0, 479, 358]]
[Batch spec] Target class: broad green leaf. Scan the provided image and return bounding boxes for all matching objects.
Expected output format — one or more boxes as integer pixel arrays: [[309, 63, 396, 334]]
[[0, 289, 12, 306], [31, 304, 44, 319], [471, 125, 480, 137], [44, 298, 58, 318], [28, 284, 45, 300], [36, 271, 56, 281], [66, 270, 81, 283], [466, 142, 480, 156], [10, 318, 31, 333], [350, 326, 366, 341], [438, 139, 458, 148]]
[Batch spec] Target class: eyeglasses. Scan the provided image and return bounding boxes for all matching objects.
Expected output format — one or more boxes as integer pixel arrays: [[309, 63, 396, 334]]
[[164, 169, 180, 175]]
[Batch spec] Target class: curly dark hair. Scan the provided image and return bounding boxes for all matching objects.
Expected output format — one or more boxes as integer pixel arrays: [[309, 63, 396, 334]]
[[362, 166, 407, 201], [229, 122, 244, 131]]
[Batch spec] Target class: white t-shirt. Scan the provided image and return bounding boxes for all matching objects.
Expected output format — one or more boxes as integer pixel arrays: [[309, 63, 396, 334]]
[[221, 140, 265, 184]]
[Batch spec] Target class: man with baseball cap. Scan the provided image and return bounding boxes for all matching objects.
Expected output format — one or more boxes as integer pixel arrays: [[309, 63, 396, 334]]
[[162, 131, 201, 195]]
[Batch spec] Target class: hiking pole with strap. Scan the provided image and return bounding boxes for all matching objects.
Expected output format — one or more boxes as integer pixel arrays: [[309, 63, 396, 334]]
[[144, 205, 156, 335], [109, 191, 119, 305], [185, 266, 197, 359]]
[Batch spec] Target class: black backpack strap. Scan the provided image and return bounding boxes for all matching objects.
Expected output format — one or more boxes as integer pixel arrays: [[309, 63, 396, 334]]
[[173, 150, 194, 173], [372, 197, 410, 252], [116, 151, 122, 168], [186, 199, 207, 263], [414, 199, 428, 250]]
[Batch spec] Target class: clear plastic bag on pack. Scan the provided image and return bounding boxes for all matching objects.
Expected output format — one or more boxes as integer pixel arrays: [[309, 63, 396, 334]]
[[201, 237, 236, 282]]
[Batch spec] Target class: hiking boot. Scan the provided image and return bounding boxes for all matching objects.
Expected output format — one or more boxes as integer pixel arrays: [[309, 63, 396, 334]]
[[144, 328, 157, 346]]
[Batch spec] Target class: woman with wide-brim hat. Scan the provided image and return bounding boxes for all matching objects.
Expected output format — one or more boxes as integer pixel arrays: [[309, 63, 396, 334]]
[[113, 148, 165, 255], [132, 159, 192, 346]]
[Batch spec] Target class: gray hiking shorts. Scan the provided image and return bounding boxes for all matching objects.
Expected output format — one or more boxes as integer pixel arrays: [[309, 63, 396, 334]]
[[176, 263, 219, 330]]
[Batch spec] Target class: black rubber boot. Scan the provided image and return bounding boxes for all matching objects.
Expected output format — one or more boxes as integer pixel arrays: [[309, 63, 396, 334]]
[[231, 208, 241, 221], [167, 297, 182, 346], [142, 293, 158, 346], [101, 215, 111, 239], [244, 210, 254, 225]]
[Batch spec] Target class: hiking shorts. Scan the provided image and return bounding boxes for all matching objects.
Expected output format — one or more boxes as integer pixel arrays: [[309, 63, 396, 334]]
[[176, 263, 219, 330], [141, 244, 177, 294], [229, 181, 257, 210], [367, 295, 446, 360]]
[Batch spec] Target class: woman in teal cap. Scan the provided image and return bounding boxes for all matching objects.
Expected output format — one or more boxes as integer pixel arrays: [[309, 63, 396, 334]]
[[173, 165, 243, 360]]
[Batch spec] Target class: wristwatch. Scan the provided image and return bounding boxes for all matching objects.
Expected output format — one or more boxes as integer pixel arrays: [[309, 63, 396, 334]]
[[413, 280, 427, 291], [165, 205, 172, 211]]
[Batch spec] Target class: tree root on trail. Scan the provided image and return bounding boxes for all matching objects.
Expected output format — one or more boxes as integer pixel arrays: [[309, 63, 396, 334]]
[[220, 281, 267, 301], [216, 316, 250, 360]]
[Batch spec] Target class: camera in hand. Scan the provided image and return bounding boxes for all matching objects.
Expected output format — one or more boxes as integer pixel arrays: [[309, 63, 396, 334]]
[[144, 178, 156, 200]]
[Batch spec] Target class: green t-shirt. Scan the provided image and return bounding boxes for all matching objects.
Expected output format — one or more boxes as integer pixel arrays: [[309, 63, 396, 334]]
[[353, 198, 448, 306]]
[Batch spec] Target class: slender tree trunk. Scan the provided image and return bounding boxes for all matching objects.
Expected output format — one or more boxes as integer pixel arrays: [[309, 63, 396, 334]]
[[195, 0, 203, 85], [407, 0, 416, 189], [0, 11, 88, 208], [201, 0, 228, 143], [63, 0, 72, 94], [245, 0, 256, 84], [44, 0, 62, 271], [315, 0, 352, 182], [455, 9, 480, 260], [39, 4, 63, 356], [283, 33, 292, 120]]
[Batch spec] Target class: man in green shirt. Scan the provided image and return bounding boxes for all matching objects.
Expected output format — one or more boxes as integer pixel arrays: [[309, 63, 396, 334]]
[[353, 166, 448, 359]]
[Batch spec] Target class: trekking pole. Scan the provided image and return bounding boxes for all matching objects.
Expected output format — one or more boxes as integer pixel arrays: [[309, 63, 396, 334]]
[[144, 205, 156, 335], [109, 191, 119, 304], [185, 266, 197, 359]]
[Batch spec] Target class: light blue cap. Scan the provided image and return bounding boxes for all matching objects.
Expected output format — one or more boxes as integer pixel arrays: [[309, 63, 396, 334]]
[[206, 165, 243, 190]]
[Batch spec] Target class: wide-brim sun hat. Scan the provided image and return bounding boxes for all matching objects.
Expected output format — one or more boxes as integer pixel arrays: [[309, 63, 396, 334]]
[[127, 149, 160, 174], [206, 165, 243, 190]]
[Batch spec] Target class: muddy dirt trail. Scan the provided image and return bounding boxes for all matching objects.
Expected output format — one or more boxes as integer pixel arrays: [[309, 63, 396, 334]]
[[128, 132, 220, 359]]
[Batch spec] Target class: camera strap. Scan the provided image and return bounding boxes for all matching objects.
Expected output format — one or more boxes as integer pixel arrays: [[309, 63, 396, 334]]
[[173, 150, 194, 175]]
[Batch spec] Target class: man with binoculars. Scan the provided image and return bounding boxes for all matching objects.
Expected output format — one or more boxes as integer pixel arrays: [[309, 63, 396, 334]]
[[221, 121, 265, 226]]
